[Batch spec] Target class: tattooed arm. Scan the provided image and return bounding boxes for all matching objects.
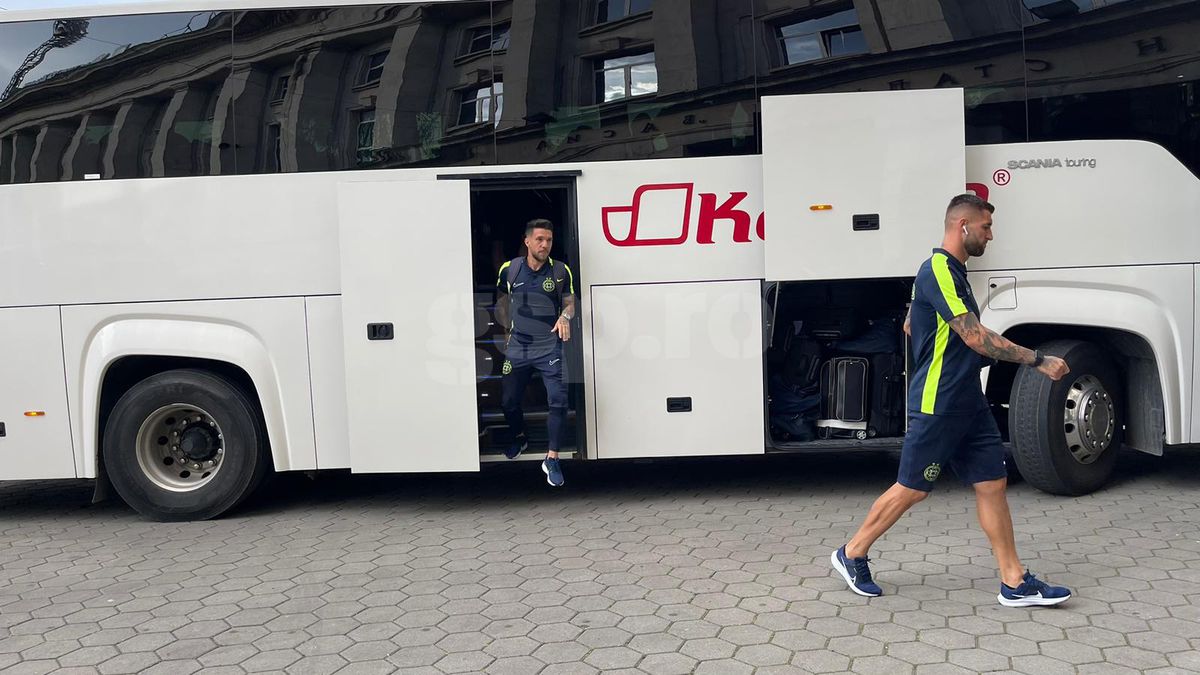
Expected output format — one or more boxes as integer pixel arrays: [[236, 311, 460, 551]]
[[949, 313, 1035, 364], [948, 313, 1070, 380]]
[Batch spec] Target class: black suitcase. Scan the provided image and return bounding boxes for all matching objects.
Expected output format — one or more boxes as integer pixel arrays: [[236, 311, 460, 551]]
[[820, 356, 868, 423], [868, 353, 906, 437]]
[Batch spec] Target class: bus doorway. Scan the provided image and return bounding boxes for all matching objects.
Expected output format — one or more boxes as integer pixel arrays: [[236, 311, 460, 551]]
[[465, 176, 585, 462]]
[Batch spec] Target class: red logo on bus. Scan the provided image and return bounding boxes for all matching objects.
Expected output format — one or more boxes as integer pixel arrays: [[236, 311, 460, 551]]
[[603, 182, 989, 247], [602, 183, 765, 247]]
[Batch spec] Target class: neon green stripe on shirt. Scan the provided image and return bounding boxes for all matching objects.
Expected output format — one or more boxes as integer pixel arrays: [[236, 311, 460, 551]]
[[497, 261, 511, 291], [931, 253, 968, 317], [922, 314, 951, 413]]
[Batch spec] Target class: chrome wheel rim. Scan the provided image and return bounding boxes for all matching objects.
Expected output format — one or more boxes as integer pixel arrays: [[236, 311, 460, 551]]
[[135, 404, 225, 492], [1062, 375, 1115, 465]]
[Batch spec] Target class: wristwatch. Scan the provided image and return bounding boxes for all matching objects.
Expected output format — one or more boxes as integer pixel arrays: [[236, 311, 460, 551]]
[[1031, 350, 1044, 367]]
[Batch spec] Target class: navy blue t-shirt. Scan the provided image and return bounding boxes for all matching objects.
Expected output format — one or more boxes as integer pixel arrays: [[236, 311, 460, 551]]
[[907, 248, 989, 415], [496, 257, 574, 361]]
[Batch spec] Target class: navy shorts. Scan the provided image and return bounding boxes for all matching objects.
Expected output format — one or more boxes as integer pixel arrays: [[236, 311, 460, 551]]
[[897, 408, 1007, 491]]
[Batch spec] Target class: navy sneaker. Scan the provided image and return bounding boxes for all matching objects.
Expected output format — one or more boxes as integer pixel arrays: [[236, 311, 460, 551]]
[[504, 434, 528, 460], [831, 545, 882, 597], [542, 456, 564, 486], [998, 571, 1071, 607]]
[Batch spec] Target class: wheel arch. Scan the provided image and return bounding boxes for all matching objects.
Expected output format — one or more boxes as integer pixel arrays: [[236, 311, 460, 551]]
[[79, 318, 296, 479], [985, 323, 1165, 456]]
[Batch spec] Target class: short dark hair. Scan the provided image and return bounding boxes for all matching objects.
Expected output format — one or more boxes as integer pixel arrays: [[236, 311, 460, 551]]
[[946, 193, 994, 215], [525, 218, 554, 236]]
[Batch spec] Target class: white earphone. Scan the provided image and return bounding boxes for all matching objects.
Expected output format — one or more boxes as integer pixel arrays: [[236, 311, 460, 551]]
[[962, 224, 968, 237]]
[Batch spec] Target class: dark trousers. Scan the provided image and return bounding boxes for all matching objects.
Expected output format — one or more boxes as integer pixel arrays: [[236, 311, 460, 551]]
[[502, 348, 567, 451]]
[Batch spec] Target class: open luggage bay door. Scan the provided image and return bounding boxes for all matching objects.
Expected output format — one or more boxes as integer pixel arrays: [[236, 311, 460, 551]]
[[337, 179, 480, 473], [761, 89, 966, 281]]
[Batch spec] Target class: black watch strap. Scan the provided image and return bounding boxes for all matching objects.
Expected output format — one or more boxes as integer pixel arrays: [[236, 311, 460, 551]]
[[1032, 350, 1044, 367]]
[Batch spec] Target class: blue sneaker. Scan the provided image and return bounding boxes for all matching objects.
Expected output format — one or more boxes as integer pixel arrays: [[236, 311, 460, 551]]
[[542, 456, 564, 486], [831, 545, 882, 597], [504, 434, 528, 460], [998, 571, 1071, 607]]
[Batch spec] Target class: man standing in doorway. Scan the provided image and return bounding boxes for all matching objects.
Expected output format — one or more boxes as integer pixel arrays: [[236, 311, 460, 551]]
[[832, 194, 1075, 607], [495, 218, 575, 487]]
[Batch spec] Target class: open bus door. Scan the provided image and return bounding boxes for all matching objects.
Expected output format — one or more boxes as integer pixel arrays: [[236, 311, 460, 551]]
[[337, 179, 480, 473], [761, 88, 966, 281]]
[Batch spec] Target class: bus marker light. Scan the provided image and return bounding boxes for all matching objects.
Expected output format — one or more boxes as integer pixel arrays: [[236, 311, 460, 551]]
[[810, 204, 833, 211], [24, 411, 45, 417]]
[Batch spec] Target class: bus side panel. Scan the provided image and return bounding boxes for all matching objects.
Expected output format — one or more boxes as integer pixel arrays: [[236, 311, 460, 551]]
[[305, 296, 350, 469], [970, 265, 1193, 446], [0, 306, 76, 480], [1193, 264, 1200, 445], [60, 298, 317, 477], [591, 280, 765, 459]]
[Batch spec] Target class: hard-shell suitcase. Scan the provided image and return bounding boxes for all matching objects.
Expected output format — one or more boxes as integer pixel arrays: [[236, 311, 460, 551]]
[[817, 356, 868, 438], [867, 353, 906, 437]]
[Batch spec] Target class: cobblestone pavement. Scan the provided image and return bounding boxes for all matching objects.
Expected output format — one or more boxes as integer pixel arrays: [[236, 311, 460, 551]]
[[1, 447, 1198, 675]]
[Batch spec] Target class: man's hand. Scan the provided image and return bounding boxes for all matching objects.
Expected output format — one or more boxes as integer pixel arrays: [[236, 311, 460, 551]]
[[1037, 355, 1069, 381], [552, 315, 571, 342], [903, 314, 911, 336]]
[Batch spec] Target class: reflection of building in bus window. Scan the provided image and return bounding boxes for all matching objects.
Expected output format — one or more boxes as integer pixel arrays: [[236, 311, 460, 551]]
[[356, 50, 389, 88], [595, 52, 658, 103], [455, 81, 503, 128], [1, 0, 1198, 182], [592, 0, 653, 26], [772, 8, 868, 67], [355, 109, 375, 166]]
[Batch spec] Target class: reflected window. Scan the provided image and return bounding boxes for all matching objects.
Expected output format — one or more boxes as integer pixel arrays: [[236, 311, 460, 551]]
[[456, 81, 503, 127], [595, 51, 657, 103], [594, 0, 652, 25], [775, 8, 867, 66], [357, 50, 388, 86], [266, 123, 282, 172], [355, 108, 376, 165], [1022, 0, 1133, 20], [462, 23, 509, 56], [272, 75, 289, 102]]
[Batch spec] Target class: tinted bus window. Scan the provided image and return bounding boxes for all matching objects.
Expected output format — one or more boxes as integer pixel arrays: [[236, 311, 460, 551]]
[[753, 0, 1028, 145], [232, 2, 495, 175], [0, 12, 233, 183], [1024, 0, 1200, 177], [495, 0, 761, 165]]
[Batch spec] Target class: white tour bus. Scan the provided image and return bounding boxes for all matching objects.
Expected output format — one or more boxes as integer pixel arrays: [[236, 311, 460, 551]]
[[1, 0, 1197, 520]]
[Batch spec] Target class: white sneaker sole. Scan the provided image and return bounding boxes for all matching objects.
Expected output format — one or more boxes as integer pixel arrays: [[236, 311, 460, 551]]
[[830, 550, 881, 597], [542, 461, 563, 487], [997, 593, 1070, 607]]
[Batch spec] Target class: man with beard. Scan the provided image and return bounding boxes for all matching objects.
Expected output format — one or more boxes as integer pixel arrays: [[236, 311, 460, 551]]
[[495, 219, 575, 487], [832, 193, 1075, 607]]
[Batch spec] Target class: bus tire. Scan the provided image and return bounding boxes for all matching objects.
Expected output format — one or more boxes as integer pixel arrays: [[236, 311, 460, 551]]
[[102, 368, 270, 521], [1008, 339, 1121, 496]]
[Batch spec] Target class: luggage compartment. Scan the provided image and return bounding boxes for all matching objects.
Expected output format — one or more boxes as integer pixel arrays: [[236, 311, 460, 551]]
[[765, 278, 913, 449]]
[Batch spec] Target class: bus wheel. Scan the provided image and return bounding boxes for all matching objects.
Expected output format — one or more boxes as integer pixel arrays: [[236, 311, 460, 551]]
[[103, 369, 270, 521], [1008, 339, 1121, 496]]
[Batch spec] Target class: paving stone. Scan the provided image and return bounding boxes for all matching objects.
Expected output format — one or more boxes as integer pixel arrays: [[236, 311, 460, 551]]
[[734, 643, 792, 666], [792, 648, 852, 673], [584, 645, 642, 669], [637, 651, 698, 675], [852, 654, 917, 675], [0, 450, 1197, 675]]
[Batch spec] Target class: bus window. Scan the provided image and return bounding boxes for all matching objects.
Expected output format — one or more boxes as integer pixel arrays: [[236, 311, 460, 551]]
[[0, 12, 232, 183], [753, 0, 1028, 145], [1024, 0, 1200, 178]]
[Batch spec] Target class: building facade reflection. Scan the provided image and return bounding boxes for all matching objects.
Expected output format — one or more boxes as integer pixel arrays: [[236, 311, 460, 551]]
[[1, 0, 1196, 184]]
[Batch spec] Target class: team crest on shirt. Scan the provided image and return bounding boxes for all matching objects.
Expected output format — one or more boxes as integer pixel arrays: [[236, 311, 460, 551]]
[[542, 278, 556, 292], [923, 463, 941, 482], [501, 360, 512, 375]]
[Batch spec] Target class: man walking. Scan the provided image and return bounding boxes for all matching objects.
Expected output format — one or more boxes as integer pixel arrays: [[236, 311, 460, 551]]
[[832, 194, 1074, 607], [495, 219, 575, 487]]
